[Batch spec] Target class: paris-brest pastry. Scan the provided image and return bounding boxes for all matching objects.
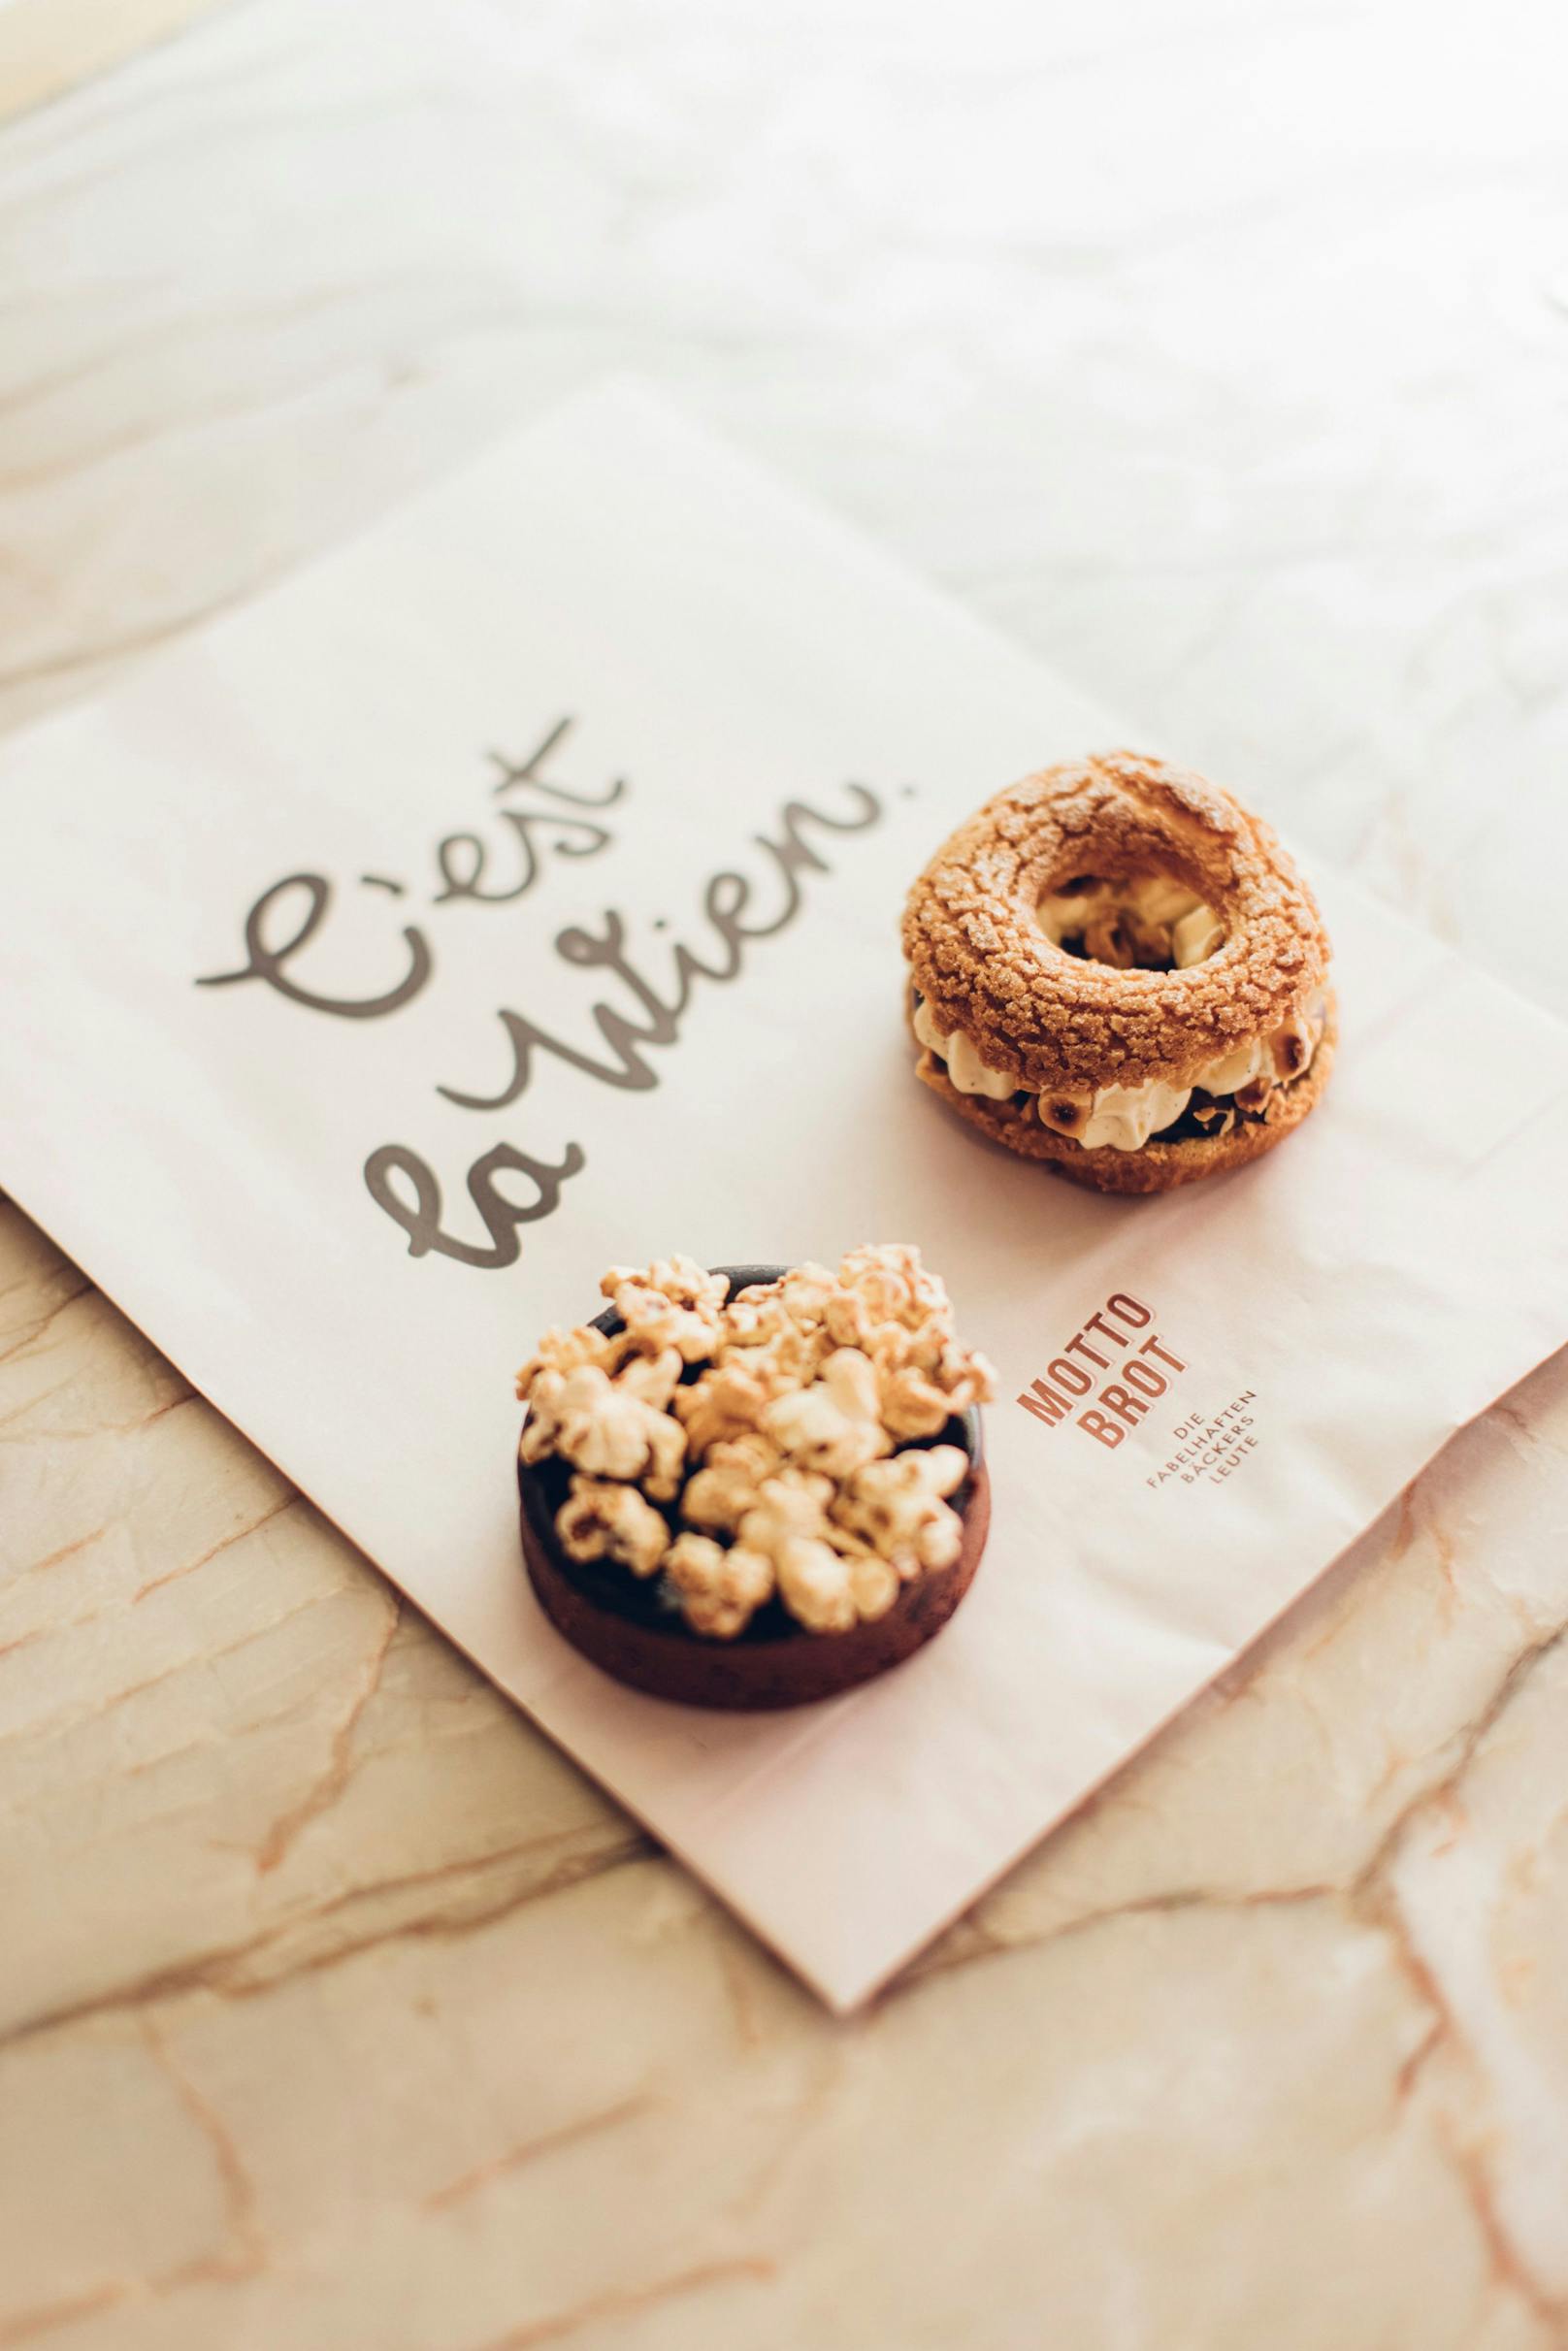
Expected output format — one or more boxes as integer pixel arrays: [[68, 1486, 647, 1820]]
[[902, 751, 1334, 1194]]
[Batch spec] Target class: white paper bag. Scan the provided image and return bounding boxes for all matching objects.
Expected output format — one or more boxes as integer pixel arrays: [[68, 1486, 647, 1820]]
[[2, 381, 1564, 2008]]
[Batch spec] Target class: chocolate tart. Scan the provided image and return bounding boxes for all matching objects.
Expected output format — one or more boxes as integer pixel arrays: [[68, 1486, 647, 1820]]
[[518, 1265, 991, 1710]]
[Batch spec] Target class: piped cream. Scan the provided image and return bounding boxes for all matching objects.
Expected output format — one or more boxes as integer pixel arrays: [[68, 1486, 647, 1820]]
[[915, 986, 1329, 1152]]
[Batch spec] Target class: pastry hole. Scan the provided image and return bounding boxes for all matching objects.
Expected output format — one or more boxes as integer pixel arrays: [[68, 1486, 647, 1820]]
[[1035, 872, 1226, 971]]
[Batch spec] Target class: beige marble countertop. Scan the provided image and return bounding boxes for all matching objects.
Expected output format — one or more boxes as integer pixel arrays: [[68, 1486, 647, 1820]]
[[4, 3, 1568, 2343]]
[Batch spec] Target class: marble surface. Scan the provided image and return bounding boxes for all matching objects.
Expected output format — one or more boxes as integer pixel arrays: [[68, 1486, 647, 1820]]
[[4, 1, 1568, 2341]]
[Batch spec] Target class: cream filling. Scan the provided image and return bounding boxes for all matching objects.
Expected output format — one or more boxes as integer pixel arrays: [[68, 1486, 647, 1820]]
[[1036, 875, 1225, 970], [1076, 1078, 1195, 1153], [916, 986, 1329, 1151], [911, 996, 1017, 1098]]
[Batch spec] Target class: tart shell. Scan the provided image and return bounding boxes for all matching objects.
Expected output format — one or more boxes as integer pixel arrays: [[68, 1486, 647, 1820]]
[[517, 1265, 991, 1710]]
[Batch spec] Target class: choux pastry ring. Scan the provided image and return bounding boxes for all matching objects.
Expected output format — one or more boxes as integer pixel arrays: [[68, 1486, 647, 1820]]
[[901, 751, 1335, 1195]]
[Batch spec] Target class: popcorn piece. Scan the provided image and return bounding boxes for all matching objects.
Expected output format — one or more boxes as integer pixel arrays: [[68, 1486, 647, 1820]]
[[603, 1253, 729, 1316], [835, 1242, 950, 1334], [934, 1339, 996, 1411], [614, 1347, 684, 1412], [913, 1442, 970, 1497], [638, 1412, 687, 1503], [665, 1531, 774, 1640], [605, 1283, 721, 1362], [772, 1535, 857, 1634], [728, 1470, 890, 1634], [680, 1461, 756, 1536], [601, 1254, 729, 1362], [724, 1280, 784, 1341], [762, 1348, 892, 1478], [777, 1261, 836, 1326], [518, 1367, 569, 1465], [833, 1447, 969, 1580], [822, 1346, 882, 1420], [680, 1431, 784, 1536], [721, 1298, 782, 1350], [820, 1284, 878, 1353], [847, 1552, 898, 1622], [516, 1322, 618, 1400], [555, 1476, 670, 1579], [877, 1367, 954, 1441], [736, 1314, 828, 1388], [737, 1468, 836, 1547], [828, 1251, 984, 1428], [532, 1363, 686, 1499], [553, 1368, 656, 1482], [824, 1524, 900, 1623], [878, 1337, 996, 1439], [710, 1430, 783, 1483], [673, 1358, 779, 1457]]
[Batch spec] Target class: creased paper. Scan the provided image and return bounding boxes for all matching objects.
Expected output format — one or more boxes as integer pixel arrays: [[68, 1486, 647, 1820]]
[[2, 381, 1565, 2008]]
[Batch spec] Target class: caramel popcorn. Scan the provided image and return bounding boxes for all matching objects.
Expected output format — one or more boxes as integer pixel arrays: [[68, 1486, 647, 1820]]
[[761, 1518, 899, 1634], [877, 1335, 996, 1439], [762, 1348, 892, 1478], [710, 1430, 783, 1485], [734, 1466, 836, 1549], [556, 1476, 670, 1579], [614, 1347, 684, 1412], [516, 1246, 993, 1641], [722, 1306, 825, 1388], [521, 1363, 685, 1500], [877, 1365, 960, 1441], [601, 1254, 729, 1362], [665, 1531, 774, 1639], [777, 1261, 837, 1325], [832, 1446, 969, 1581], [680, 1433, 784, 1536], [837, 1241, 948, 1332], [516, 1322, 622, 1399], [771, 1533, 858, 1634], [672, 1357, 781, 1457], [833, 1534, 900, 1624], [722, 1284, 784, 1344]]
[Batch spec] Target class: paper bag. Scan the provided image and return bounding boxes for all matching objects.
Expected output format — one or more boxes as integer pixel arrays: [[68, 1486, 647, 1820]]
[[2, 382, 1564, 2007]]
